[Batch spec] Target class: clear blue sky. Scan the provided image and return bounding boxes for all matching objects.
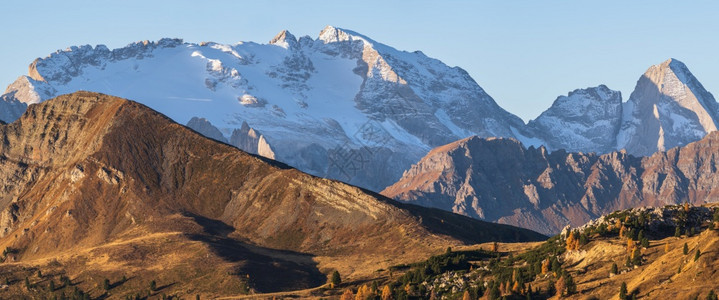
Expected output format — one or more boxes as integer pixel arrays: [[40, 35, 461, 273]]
[[2, 0, 717, 121]]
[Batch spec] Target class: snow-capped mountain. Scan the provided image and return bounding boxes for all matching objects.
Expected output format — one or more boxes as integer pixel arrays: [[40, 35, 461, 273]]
[[524, 58, 719, 156], [0, 26, 530, 191], [1, 24, 717, 192], [617, 58, 719, 156], [527, 85, 623, 154]]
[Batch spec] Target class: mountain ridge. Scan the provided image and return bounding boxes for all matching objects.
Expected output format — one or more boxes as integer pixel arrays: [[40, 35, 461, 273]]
[[1, 29, 717, 193], [0, 26, 534, 192], [383, 129, 719, 234]]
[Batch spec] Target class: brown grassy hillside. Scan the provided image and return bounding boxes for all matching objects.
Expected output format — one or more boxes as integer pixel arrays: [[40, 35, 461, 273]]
[[0, 92, 544, 298]]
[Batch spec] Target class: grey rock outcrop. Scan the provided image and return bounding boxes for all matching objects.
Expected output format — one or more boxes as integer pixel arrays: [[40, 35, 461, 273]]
[[186, 117, 228, 143]]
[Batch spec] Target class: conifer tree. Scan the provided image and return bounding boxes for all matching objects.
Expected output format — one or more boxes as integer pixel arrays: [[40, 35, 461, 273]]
[[611, 263, 618, 274], [695, 249, 701, 261], [565, 273, 576, 295], [707, 290, 718, 300], [381, 285, 393, 300], [62, 275, 71, 288], [330, 271, 341, 288], [683, 243, 689, 255], [631, 248, 642, 266], [487, 282, 500, 300], [619, 282, 628, 300]]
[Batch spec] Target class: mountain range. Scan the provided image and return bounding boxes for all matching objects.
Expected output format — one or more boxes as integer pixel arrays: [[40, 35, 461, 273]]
[[383, 130, 719, 234], [0, 92, 543, 297], [2, 27, 717, 194]]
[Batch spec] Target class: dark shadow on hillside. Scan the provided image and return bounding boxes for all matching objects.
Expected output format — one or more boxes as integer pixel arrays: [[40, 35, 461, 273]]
[[187, 234, 325, 293], [183, 213, 325, 293], [392, 201, 548, 243]]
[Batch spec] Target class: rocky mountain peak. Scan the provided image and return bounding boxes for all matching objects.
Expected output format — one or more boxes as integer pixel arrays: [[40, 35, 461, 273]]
[[528, 85, 623, 153], [618, 58, 719, 156], [318, 25, 360, 44], [269, 29, 299, 49]]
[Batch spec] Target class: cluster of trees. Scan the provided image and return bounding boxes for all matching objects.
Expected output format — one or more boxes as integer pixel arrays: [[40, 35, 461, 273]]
[[19, 270, 91, 300], [389, 249, 492, 291], [564, 231, 588, 251], [346, 205, 719, 300], [338, 282, 393, 300]]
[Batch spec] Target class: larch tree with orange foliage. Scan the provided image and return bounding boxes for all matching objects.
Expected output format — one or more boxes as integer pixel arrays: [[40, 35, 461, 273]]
[[381, 285, 393, 300], [340, 289, 354, 300], [512, 281, 521, 293], [541, 259, 550, 275], [626, 238, 636, 254], [356, 284, 371, 300], [555, 274, 567, 297], [462, 290, 471, 300], [566, 231, 580, 251]]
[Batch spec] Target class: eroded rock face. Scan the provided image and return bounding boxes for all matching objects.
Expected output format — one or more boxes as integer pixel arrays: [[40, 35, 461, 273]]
[[383, 132, 719, 234]]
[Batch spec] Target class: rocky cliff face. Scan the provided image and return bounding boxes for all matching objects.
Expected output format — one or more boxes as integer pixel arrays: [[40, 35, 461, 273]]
[[0, 92, 544, 290], [383, 131, 719, 234], [0, 26, 530, 192]]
